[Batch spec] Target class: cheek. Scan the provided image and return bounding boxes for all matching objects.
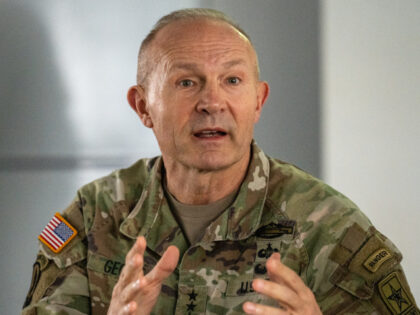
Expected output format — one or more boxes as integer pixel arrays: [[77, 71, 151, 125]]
[[232, 101, 260, 126], [151, 103, 190, 136], [170, 93, 196, 119]]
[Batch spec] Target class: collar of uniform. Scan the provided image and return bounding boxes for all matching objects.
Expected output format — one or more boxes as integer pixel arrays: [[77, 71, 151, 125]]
[[199, 140, 270, 245], [119, 140, 270, 253], [119, 157, 190, 257], [119, 158, 163, 237]]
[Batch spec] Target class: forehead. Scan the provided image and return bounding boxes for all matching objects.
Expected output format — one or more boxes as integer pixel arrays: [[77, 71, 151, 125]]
[[151, 19, 256, 70]]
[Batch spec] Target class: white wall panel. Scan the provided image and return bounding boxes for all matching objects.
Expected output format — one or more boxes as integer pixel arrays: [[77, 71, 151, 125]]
[[321, 0, 420, 299]]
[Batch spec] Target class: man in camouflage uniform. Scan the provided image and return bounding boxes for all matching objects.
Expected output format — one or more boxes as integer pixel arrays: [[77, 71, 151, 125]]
[[23, 8, 418, 315]]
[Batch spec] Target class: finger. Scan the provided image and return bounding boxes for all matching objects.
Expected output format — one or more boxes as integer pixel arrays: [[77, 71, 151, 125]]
[[121, 301, 137, 314], [243, 301, 286, 315], [125, 236, 147, 262], [119, 278, 142, 305], [113, 259, 141, 302], [252, 278, 298, 310], [145, 245, 179, 283], [119, 237, 147, 286], [266, 253, 307, 294]]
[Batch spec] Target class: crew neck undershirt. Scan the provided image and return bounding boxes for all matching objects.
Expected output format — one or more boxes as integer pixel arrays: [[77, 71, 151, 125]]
[[163, 179, 237, 245]]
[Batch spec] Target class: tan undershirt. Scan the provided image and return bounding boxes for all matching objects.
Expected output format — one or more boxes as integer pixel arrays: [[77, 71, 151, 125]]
[[163, 179, 237, 245]]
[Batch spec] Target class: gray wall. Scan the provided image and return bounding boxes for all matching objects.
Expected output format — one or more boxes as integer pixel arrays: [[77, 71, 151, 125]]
[[207, 1, 321, 176], [1, 1, 320, 313]]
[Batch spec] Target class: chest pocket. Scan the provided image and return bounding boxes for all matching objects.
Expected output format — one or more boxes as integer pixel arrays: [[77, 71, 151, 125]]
[[86, 252, 125, 308], [202, 235, 308, 314], [182, 276, 279, 315]]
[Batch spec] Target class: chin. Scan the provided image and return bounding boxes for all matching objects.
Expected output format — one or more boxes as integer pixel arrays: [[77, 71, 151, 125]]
[[188, 153, 238, 172]]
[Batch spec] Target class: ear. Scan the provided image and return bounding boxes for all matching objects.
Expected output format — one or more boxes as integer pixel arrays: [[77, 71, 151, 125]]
[[127, 85, 153, 128], [254, 81, 270, 123]]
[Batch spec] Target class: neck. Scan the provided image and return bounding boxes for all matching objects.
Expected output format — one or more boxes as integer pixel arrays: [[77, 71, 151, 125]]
[[163, 152, 250, 205]]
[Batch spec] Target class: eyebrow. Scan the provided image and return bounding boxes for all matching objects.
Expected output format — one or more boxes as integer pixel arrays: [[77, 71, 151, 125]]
[[170, 59, 247, 72], [170, 63, 199, 72], [222, 59, 246, 68]]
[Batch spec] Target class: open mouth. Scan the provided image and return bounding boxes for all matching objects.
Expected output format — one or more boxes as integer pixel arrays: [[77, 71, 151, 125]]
[[194, 130, 227, 138]]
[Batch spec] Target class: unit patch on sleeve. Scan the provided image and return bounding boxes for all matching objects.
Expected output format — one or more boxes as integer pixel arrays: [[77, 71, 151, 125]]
[[378, 271, 416, 315], [38, 212, 78, 253]]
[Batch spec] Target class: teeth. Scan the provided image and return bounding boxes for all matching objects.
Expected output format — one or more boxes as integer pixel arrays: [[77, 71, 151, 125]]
[[200, 132, 217, 137], [196, 130, 225, 137]]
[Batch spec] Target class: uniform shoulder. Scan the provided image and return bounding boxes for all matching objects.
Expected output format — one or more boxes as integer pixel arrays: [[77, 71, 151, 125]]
[[78, 156, 158, 199], [264, 156, 376, 286], [264, 157, 419, 313], [266, 156, 364, 226], [38, 156, 159, 265], [76, 155, 159, 228]]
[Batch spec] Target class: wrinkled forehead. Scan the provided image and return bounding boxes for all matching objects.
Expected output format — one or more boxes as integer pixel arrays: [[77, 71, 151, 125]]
[[150, 19, 258, 72], [156, 18, 250, 45]]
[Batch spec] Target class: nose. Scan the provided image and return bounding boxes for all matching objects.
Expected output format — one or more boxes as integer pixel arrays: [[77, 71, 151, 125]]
[[196, 81, 225, 115]]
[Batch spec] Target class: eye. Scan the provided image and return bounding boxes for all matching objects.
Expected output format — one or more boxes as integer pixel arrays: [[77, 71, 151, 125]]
[[179, 79, 195, 87], [227, 77, 241, 85]]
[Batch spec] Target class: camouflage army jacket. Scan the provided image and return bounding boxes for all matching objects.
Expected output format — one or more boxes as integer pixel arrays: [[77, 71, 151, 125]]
[[23, 142, 419, 314]]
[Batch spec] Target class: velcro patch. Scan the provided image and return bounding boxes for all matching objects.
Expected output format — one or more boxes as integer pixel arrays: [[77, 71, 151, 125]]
[[329, 223, 368, 266], [256, 220, 295, 239], [87, 252, 125, 277], [38, 212, 77, 253], [226, 277, 258, 296], [348, 232, 401, 283], [363, 248, 393, 273], [378, 272, 416, 314], [177, 285, 207, 314]]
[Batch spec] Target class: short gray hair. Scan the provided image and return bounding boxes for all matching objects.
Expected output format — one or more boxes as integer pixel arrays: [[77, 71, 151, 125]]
[[137, 8, 257, 86]]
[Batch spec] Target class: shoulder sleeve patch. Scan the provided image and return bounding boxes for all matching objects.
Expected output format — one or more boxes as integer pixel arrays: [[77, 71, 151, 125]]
[[22, 252, 62, 310], [378, 271, 417, 315], [38, 212, 78, 253], [363, 248, 393, 273], [23, 258, 42, 308], [348, 232, 402, 283]]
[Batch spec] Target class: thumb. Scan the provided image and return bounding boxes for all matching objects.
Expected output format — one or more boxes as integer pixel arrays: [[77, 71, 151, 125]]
[[146, 246, 179, 283]]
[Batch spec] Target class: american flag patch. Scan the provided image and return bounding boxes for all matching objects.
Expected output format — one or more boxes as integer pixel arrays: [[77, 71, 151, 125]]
[[38, 212, 77, 253]]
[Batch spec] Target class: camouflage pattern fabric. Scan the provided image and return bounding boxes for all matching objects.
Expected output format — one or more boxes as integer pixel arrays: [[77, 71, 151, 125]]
[[22, 141, 419, 314]]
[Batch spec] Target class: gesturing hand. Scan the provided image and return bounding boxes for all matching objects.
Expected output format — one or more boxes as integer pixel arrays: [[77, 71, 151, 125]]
[[243, 253, 322, 314], [107, 236, 179, 315]]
